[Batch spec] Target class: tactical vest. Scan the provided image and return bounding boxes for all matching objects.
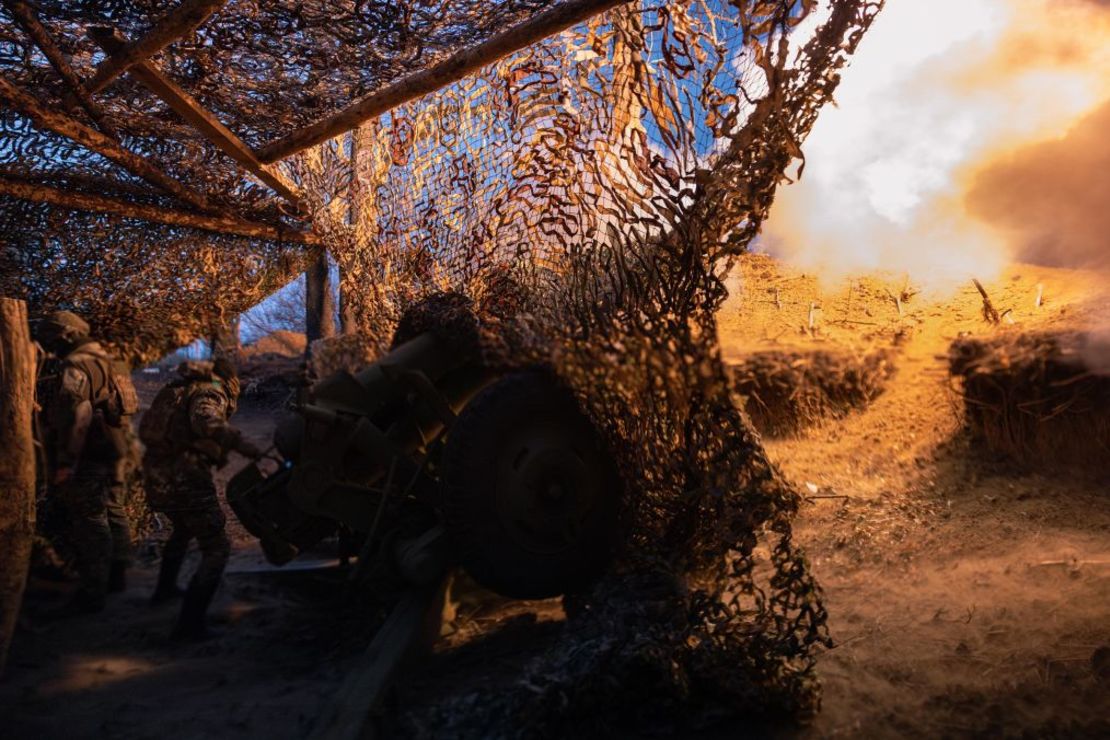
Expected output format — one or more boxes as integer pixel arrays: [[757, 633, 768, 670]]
[[50, 343, 136, 468], [66, 343, 140, 427]]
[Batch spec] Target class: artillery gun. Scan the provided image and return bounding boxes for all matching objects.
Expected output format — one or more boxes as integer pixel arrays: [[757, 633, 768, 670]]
[[227, 315, 622, 600]]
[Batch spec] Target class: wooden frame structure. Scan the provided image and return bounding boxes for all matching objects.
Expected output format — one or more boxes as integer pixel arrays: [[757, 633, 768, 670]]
[[0, 178, 320, 244], [0, 0, 628, 246], [255, 0, 630, 163]]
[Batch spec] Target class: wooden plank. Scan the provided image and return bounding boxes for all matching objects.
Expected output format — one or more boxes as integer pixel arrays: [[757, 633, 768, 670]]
[[0, 297, 35, 677], [1, 0, 120, 139], [0, 178, 320, 244], [87, 26, 304, 208], [83, 0, 227, 95], [0, 75, 218, 213], [255, 0, 630, 163], [309, 576, 447, 740]]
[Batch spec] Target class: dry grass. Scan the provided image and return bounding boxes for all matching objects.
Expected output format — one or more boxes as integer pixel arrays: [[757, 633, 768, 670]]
[[949, 331, 1110, 475], [727, 348, 897, 437]]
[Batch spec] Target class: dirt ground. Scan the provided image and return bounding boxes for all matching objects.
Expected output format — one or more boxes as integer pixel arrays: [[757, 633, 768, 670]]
[[1, 397, 387, 739], [720, 256, 1110, 737], [2, 256, 1108, 738]]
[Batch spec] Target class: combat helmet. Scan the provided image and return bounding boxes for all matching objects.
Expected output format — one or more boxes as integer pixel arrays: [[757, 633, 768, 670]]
[[34, 310, 91, 354]]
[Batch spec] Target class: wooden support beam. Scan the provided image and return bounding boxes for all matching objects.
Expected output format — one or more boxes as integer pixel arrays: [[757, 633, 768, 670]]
[[1, 0, 120, 139], [88, 26, 304, 208], [0, 178, 320, 245], [83, 0, 227, 95], [0, 169, 164, 199], [0, 75, 218, 213], [309, 535, 448, 740], [256, 0, 630, 163], [0, 297, 35, 678], [305, 248, 336, 345], [340, 131, 359, 335]]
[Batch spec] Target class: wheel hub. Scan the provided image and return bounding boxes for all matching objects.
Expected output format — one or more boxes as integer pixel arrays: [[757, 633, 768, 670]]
[[497, 440, 598, 556]]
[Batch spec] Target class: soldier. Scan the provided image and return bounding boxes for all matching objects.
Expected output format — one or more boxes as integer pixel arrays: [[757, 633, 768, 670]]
[[139, 357, 262, 639], [33, 311, 138, 616]]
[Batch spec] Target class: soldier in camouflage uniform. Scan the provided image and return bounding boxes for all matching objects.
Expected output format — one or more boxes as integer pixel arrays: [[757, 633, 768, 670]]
[[140, 357, 262, 639], [33, 311, 137, 616]]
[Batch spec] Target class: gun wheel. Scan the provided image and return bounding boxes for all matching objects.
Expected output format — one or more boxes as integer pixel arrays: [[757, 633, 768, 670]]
[[440, 370, 621, 599]]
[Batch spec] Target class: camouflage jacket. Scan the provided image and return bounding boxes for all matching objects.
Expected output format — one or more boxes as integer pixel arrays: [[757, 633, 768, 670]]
[[186, 383, 252, 464], [142, 374, 258, 469]]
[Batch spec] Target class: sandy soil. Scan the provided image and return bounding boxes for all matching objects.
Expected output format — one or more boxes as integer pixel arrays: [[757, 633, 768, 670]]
[[720, 256, 1110, 738], [2, 257, 1108, 738]]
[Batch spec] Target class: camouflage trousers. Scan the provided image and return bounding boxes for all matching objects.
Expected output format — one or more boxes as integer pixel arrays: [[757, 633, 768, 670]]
[[161, 506, 230, 592], [145, 459, 230, 592], [55, 467, 132, 597]]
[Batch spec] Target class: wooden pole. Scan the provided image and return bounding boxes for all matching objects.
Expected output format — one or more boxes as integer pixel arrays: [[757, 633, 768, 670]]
[[1, 0, 120, 139], [0, 75, 218, 213], [82, 0, 227, 96], [256, 0, 630, 163], [309, 530, 448, 740], [0, 178, 320, 244], [0, 297, 35, 677], [88, 26, 304, 208], [340, 132, 359, 335], [305, 249, 336, 348]]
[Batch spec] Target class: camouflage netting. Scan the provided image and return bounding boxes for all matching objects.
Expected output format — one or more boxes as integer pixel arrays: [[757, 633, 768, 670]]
[[0, 0, 557, 363], [306, 1, 882, 731], [0, 0, 884, 731]]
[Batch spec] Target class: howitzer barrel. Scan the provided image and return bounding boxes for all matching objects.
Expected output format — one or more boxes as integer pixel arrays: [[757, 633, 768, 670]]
[[311, 332, 462, 415]]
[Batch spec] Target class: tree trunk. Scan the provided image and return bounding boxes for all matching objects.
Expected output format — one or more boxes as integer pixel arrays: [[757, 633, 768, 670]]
[[305, 249, 336, 348], [210, 313, 241, 363], [0, 297, 35, 677]]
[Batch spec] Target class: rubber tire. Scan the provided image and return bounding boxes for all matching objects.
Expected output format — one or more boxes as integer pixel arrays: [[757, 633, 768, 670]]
[[440, 371, 621, 599]]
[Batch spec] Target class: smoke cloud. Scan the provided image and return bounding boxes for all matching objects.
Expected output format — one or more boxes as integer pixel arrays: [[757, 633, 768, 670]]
[[760, 0, 1110, 291], [966, 100, 1110, 270]]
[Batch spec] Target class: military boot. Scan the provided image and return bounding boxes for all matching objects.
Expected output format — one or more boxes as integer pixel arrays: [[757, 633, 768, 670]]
[[171, 580, 220, 641], [150, 553, 186, 605]]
